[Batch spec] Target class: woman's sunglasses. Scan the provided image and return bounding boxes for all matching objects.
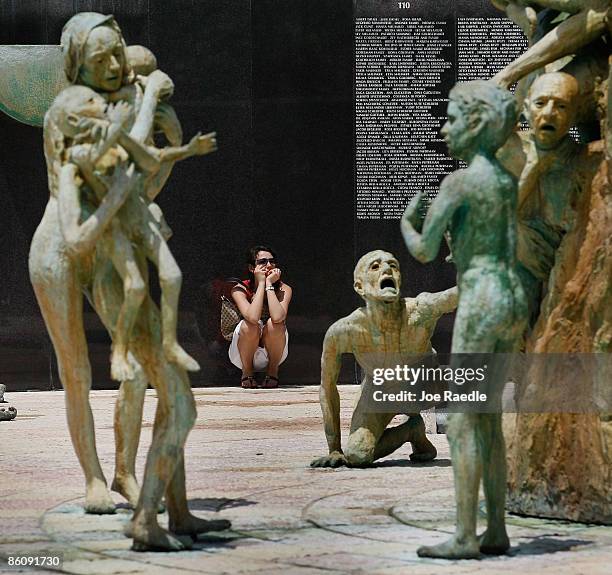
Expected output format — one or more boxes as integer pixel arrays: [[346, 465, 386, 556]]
[[255, 258, 276, 265]]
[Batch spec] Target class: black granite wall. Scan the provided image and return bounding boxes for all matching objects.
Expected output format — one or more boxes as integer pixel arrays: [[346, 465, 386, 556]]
[[0, 0, 457, 389]]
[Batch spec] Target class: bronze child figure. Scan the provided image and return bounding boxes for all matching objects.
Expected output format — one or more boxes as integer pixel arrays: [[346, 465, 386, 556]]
[[402, 81, 527, 559], [47, 84, 216, 380]]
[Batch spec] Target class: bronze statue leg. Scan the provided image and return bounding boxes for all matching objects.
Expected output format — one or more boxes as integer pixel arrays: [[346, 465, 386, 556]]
[[104, 229, 147, 382], [477, 337, 519, 554], [346, 410, 435, 466], [30, 263, 115, 514], [345, 386, 436, 467], [93, 257, 229, 550], [166, 453, 231, 536], [111, 361, 147, 508], [344, 391, 392, 466], [477, 413, 510, 555], [374, 415, 437, 462], [142, 223, 200, 372], [127, 339, 197, 551], [417, 412, 483, 559], [418, 287, 513, 559], [494, 5, 607, 87]]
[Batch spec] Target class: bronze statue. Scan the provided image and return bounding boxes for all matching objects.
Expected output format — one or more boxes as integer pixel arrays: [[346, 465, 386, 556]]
[[311, 250, 456, 468], [492, 0, 611, 88], [48, 84, 215, 380], [402, 81, 527, 558], [30, 12, 229, 550], [497, 72, 595, 322]]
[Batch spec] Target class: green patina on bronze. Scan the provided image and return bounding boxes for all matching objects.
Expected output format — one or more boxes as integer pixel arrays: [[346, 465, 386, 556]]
[[28, 11, 228, 551], [0, 45, 67, 127], [402, 80, 528, 559]]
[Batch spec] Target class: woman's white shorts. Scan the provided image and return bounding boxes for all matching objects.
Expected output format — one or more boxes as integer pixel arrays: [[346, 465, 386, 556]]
[[228, 319, 289, 372]]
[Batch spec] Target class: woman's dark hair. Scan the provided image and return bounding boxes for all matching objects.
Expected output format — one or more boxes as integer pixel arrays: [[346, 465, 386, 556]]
[[246, 245, 281, 289]]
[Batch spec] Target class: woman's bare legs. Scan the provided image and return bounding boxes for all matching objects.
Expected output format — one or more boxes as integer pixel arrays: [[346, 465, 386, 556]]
[[261, 319, 286, 378], [237, 320, 261, 376]]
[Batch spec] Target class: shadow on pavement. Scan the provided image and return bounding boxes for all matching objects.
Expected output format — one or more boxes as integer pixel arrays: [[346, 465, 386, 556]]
[[510, 536, 594, 556], [189, 497, 258, 511], [373, 458, 452, 468]]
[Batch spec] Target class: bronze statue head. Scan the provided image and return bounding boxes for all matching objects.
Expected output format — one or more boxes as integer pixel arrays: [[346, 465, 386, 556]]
[[525, 72, 579, 150], [442, 80, 517, 161], [61, 12, 130, 92], [353, 250, 401, 304]]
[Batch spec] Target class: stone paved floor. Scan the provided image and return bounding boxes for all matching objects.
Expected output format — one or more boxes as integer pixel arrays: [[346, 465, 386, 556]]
[[1, 387, 611, 574]]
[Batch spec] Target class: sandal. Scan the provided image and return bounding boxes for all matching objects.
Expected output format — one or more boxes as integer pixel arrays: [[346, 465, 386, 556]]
[[241, 375, 257, 389], [261, 375, 279, 389]]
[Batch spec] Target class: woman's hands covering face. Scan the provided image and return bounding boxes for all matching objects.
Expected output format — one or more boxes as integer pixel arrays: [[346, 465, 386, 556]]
[[253, 264, 268, 283], [265, 268, 281, 286]]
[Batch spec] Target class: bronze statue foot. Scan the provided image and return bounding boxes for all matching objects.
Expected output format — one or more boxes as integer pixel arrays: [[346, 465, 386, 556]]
[[409, 437, 437, 462], [110, 347, 134, 382], [408, 415, 437, 461], [111, 475, 166, 513], [163, 342, 200, 372], [310, 451, 348, 468], [111, 474, 140, 508], [478, 529, 510, 555], [84, 479, 116, 515], [169, 514, 231, 537], [417, 536, 480, 559], [131, 527, 192, 552]]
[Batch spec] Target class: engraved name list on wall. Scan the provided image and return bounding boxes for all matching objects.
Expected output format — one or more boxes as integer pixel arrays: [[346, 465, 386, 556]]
[[355, 17, 453, 220]]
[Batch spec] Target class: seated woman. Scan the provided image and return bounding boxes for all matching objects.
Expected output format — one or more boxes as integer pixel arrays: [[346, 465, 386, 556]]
[[229, 246, 292, 388]]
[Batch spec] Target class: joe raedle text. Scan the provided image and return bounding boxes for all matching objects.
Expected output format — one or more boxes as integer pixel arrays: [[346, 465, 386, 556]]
[[372, 389, 488, 403], [369, 362, 490, 408]]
